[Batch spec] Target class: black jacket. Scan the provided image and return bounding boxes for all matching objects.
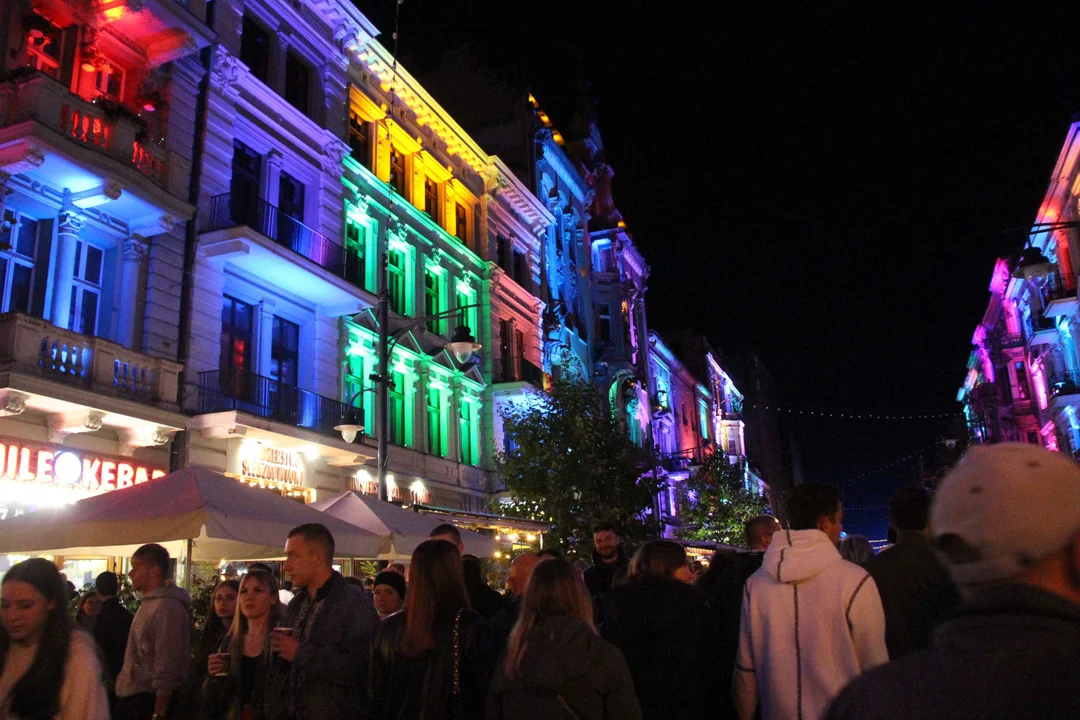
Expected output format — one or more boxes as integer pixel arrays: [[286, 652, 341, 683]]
[[601, 577, 707, 720], [369, 608, 494, 720], [281, 571, 380, 720], [466, 582, 507, 621], [825, 584, 1080, 720], [583, 551, 629, 603], [863, 531, 960, 659], [486, 615, 642, 720], [92, 597, 133, 687], [706, 552, 765, 719], [202, 641, 287, 720], [488, 595, 522, 657]]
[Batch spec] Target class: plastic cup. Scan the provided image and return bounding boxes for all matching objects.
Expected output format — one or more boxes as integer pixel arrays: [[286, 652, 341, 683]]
[[210, 652, 230, 677]]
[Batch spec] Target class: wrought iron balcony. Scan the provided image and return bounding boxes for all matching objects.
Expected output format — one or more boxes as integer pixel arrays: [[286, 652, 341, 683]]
[[207, 193, 360, 284], [198, 368, 360, 441], [999, 332, 1024, 349], [1011, 399, 1035, 416], [493, 353, 546, 387], [1024, 313, 1057, 344], [1042, 272, 1078, 303], [1049, 371, 1080, 399], [0, 311, 181, 408]]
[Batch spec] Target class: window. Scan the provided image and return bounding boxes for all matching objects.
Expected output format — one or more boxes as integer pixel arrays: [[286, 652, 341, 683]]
[[388, 370, 406, 445], [455, 285, 478, 338], [1015, 361, 1029, 399], [699, 399, 710, 440], [389, 147, 406, 196], [499, 319, 513, 381], [0, 210, 36, 314], [283, 51, 310, 115], [25, 22, 65, 79], [270, 316, 299, 387], [513, 250, 530, 290], [220, 296, 255, 373], [460, 401, 476, 465], [682, 405, 689, 428], [278, 172, 304, 222], [425, 268, 442, 333], [69, 241, 103, 336], [427, 386, 445, 457], [599, 303, 612, 343], [594, 242, 615, 273], [348, 113, 369, 166], [454, 203, 468, 245], [424, 178, 440, 223], [93, 66, 123, 100], [514, 330, 525, 379], [496, 236, 511, 272], [345, 219, 366, 289], [240, 15, 271, 83], [230, 140, 262, 226], [388, 247, 406, 314]]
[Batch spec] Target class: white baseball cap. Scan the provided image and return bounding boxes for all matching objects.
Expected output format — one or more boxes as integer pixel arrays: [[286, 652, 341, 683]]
[[932, 443, 1080, 587]]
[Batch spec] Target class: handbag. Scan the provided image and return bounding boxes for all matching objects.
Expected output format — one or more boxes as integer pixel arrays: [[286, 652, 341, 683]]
[[451, 608, 465, 720]]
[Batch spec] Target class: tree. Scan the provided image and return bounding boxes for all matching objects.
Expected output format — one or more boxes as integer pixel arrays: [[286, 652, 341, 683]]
[[676, 451, 769, 546], [496, 377, 661, 559]]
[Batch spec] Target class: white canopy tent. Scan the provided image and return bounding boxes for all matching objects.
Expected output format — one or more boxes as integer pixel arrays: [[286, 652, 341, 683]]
[[0, 467, 381, 563], [310, 491, 498, 559]]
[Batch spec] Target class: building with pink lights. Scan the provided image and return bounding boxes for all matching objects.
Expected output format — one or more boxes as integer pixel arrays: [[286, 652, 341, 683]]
[[959, 119, 1080, 455]]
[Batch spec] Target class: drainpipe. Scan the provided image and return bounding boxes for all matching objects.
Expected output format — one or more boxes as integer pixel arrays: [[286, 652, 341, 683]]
[[170, 45, 213, 472]]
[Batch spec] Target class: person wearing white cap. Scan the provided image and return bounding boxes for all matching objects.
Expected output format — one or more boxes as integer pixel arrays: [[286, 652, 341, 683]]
[[826, 443, 1080, 720]]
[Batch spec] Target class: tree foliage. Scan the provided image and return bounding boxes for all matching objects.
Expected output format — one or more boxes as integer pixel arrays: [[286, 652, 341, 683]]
[[496, 377, 661, 559], [676, 451, 769, 546]]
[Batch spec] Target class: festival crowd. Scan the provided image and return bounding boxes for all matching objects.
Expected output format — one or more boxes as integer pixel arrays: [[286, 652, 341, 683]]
[[1, 442, 1077, 719]]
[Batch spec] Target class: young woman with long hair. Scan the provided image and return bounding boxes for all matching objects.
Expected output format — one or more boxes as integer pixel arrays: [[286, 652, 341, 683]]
[[602, 540, 708, 720], [74, 591, 102, 632], [487, 558, 641, 720], [370, 539, 494, 720], [202, 570, 283, 720], [0, 558, 109, 719]]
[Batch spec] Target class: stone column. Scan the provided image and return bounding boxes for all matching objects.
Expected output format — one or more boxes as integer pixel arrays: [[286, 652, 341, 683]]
[[264, 150, 284, 209], [51, 209, 85, 330], [256, 300, 276, 377], [118, 236, 149, 349]]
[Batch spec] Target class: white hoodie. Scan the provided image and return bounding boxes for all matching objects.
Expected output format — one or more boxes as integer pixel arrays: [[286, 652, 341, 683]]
[[733, 529, 888, 720]]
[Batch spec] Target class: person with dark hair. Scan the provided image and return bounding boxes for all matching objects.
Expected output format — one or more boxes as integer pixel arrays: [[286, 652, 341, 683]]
[[277, 523, 379, 720], [488, 553, 541, 654], [583, 524, 630, 619], [840, 535, 875, 566], [117, 543, 191, 720], [75, 591, 102, 632], [602, 540, 707, 720], [372, 571, 405, 620], [734, 484, 886, 720], [487, 558, 641, 720], [387, 563, 407, 576], [190, 579, 240, 707], [707, 514, 781, 719], [370, 539, 494, 720], [0, 557, 110, 719], [862, 486, 960, 660], [461, 554, 505, 620], [429, 523, 465, 554], [536, 548, 562, 561], [203, 569, 284, 720], [93, 570, 133, 712]]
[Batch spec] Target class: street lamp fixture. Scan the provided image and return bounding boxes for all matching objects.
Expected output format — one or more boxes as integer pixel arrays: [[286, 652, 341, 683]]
[[447, 324, 482, 363], [333, 411, 364, 444], [1011, 246, 1056, 281]]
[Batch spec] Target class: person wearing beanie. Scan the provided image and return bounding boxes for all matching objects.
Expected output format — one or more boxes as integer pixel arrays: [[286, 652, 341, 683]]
[[373, 571, 406, 620], [826, 443, 1080, 720]]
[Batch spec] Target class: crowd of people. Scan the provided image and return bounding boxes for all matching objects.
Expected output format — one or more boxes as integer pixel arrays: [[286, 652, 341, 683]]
[[0, 442, 1078, 719]]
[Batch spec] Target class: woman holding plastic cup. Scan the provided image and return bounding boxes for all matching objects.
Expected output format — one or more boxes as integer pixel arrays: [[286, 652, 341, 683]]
[[203, 569, 283, 720]]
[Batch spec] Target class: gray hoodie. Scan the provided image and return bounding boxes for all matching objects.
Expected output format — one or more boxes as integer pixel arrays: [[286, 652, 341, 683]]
[[116, 584, 191, 699]]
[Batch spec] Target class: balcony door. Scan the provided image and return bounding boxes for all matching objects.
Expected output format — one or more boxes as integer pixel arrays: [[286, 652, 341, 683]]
[[277, 172, 305, 253], [219, 296, 256, 412], [0, 210, 36, 314], [230, 141, 262, 228], [70, 241, 103, 336], [269, 316, 300, 424]]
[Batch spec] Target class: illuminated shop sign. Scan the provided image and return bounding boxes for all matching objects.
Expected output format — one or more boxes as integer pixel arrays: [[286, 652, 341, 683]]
[[0, 439, 168, 518], [241, 446, 303, 486]]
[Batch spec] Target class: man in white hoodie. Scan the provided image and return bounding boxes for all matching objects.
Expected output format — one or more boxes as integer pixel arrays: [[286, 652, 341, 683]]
[[115, 543, 191, 720], [734, 483, 888, 720]]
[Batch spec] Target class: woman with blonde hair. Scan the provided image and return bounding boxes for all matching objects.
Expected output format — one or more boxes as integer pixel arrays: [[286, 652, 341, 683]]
[[202, 569, 284, 720], [487, 558, 641, 720]]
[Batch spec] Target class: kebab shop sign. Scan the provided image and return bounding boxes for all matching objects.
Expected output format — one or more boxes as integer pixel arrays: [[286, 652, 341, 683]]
[[0, 439, 166, 518]]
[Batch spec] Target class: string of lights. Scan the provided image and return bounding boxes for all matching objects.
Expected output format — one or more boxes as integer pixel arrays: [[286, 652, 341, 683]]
[[838, 442, 939, 486], [746, 402, 960, 421]]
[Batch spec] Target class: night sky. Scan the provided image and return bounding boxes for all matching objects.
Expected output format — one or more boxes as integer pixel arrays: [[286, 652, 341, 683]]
[[353, 1, 1080, 538]]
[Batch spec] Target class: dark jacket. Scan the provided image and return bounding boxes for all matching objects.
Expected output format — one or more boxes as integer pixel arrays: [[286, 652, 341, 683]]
[[370, 608, 493, 720], [93, 597, 134, 688], [601, 577, 707, 720], [583, 551, 629, 603], [706, 551, 765, 719], [486, 615, 642, 720], [863, 531, 960, 659], [488, 595, 522, 657], [191, 619, 229, 703], [825, 584, 1080, 720], [281, 571, 380, 720], [202, 639, 287, 720], [466, 582, 507, 621]]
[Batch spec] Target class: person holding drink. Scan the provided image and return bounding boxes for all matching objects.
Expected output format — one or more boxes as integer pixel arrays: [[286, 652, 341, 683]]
[[202, 569, 284, 720]]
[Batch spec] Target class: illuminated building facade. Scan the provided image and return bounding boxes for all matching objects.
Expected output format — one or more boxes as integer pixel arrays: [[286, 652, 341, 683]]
[[0, 0, 210, 528], [959, 119, 1080, 456]]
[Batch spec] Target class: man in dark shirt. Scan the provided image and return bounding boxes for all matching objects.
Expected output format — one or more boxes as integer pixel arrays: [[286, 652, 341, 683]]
[[864, 487, 960, 659], [582, 523, 629, 613], [92, 571, 134, 713]]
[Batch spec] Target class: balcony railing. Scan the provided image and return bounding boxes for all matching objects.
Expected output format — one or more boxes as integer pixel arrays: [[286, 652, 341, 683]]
[[0, 312, 181, 407], [207, 193, 360, 283], [198, 368, 360, 441], [999, 332, 1024, 349], [493, 353, 546, 386], [0, 73, 168, 185], [1011, 399, 1035, 416], [1042, 272, 1078, 304], [1024, 313, 1056, 340], [1049, 371, 1080, 399]]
